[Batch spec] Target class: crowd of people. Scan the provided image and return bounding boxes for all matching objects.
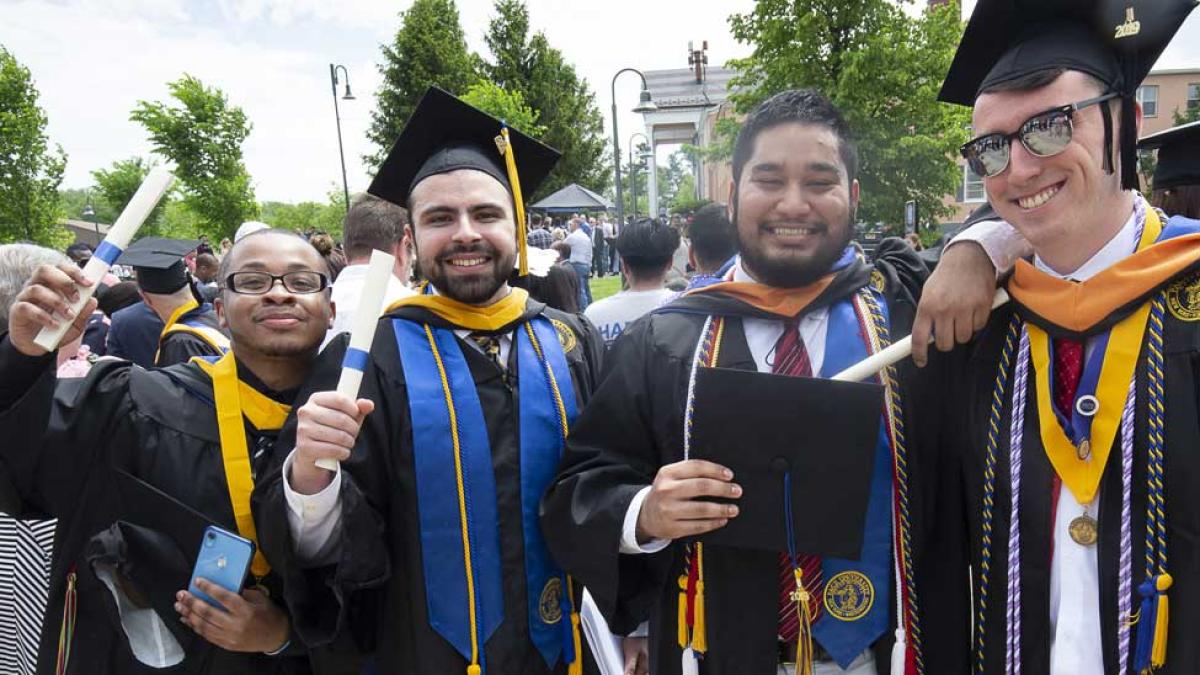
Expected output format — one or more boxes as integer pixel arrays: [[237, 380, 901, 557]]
[[3, 2, 1200, 674]]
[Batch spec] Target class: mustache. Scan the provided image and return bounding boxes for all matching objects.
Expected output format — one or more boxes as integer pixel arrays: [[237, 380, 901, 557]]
[[437, 243, 499, 261]]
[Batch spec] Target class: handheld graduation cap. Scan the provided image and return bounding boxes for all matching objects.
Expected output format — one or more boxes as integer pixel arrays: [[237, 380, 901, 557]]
[[939, 0, 1197, 190], [115, 237, 200, 294], [367, 86, 561, 276], [1139, 119, 1200, 190]]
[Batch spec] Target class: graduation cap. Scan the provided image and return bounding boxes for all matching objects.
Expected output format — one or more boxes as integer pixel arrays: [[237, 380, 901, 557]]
[[116, 237, 199, 294], [939, 0, 1198, 190], [368, 86, 561, 275], [1139, 119, 1200, 190], [689, 367, 884, 557]]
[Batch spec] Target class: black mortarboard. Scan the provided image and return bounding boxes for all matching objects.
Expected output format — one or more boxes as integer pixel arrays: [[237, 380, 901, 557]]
[[939, 0, 1197, 190], [1139, 119, 1200, 189], [689, 368, 884, 557], [368, 86, 561, 275], [116, 237, 199, 294]]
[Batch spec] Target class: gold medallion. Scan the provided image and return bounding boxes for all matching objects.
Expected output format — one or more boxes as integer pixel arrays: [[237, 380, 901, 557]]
[[1076, 438, 1091, 461], [538, 577, 563, 624], [1069, 514, 1099, 546], [823, 571, 874, 621]]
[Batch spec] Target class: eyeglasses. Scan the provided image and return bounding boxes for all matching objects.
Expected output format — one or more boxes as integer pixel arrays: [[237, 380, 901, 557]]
[[223, 270, 329, 295], [960, 92, 1118, 178]]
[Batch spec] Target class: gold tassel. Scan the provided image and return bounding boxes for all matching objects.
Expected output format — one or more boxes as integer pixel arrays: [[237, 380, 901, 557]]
[[677, 573, 690, 649], [1152, 573, 1173, 668], [568, 611, 584, 675], [691, 544, 708, 653], [467, 665, 481, 675], [496, 127, 529, 276], [794, 567, 815, 675]]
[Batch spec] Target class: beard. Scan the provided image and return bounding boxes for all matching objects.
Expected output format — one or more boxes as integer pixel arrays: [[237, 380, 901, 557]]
[[421, 241, 515, 305], [733, 200, 853, 288]]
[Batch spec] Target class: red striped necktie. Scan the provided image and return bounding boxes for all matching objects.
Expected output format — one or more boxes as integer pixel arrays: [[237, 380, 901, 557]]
[[772, 320, 823, 641]]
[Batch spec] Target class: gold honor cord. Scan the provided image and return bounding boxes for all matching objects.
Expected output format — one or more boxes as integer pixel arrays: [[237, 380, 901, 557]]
[[194, 353, 291, 578]]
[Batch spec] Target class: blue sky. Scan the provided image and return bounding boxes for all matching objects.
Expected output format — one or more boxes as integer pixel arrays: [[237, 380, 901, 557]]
[[6, 0, 1200, 206]]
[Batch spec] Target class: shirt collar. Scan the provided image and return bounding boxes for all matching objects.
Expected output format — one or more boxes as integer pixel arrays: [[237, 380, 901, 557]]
[[1033, 207, 1138, 282]]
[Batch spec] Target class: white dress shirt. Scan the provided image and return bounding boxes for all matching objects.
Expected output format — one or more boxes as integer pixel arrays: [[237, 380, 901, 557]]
[[1032, 208, 1138, 675], [323, 262, 415, 350]]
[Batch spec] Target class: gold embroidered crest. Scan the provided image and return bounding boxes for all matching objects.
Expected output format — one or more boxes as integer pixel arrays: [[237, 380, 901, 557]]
[[538, 577, 563, 624], [1167, 272, 1200, 322], [870, 269, 887, 294], [551, 318, 578, 353], [823, 571, 874, 621]]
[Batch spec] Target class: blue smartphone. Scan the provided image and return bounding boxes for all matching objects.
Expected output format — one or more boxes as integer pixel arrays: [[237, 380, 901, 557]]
[[188, 526, 255, 611]]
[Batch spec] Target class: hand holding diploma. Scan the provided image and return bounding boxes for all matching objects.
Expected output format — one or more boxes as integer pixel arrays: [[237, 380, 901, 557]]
[[33, 167, 174, 352]]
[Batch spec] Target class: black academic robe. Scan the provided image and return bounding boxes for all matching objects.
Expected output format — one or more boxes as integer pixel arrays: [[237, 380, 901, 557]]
[[253, 300, 605, 674], [539, 239, 971, 675], [954, 275, 1200, 674], [0, 340, 314, 675], [156, 306, 228, 367]]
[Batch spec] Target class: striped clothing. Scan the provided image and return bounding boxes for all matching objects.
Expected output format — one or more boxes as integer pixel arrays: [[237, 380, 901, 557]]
[[0, 517, 55, 675]]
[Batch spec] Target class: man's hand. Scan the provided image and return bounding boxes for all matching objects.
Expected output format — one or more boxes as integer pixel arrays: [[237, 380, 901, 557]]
[[622, 636, 648, 675], [911, 242, 997, 367], [289, 391, 374, 495], [636, 460, 740, 542], [7, 263, 95, 357], [175, 580, 289, 653]]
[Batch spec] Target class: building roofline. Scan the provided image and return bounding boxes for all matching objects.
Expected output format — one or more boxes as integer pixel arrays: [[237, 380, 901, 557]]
[[1148, 67, 1200, 76]]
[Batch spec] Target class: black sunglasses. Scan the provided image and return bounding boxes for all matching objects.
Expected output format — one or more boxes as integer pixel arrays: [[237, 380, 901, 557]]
[[960, 92, 1118, 178]]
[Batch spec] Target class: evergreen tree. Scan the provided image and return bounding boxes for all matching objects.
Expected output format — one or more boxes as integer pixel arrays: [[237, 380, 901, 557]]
[[367, 0, 478, 172]]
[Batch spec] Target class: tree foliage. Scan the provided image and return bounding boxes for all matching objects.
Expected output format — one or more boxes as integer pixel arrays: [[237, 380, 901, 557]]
[[367, 0, 478, 171], [131, 75, 258, 240], [725, 0, 971, 228], [461, 81, 547, 137], [259, 188, 346, 240], [91, 157, 172, 236], [0, 46, 68, 247], [483, 0, 610, 199]]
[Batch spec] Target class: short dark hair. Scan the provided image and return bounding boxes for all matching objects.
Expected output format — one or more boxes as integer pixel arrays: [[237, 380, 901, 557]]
[[343, 193, 407, 260], [732, 89, 858, 185], [65, 242, 93, 260], [616, 217, 680, 278], [217, 228, 324, 286], [688, 203, 736, 273], [195, 252, 219, 269]]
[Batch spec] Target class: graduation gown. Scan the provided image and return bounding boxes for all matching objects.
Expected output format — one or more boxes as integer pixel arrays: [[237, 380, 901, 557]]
[[952, 229, 1200, 674], [156, 304, 229, 367], [539, 239, 971, 675], [253, 298, 605, 675], [0, 339, 312, 675]]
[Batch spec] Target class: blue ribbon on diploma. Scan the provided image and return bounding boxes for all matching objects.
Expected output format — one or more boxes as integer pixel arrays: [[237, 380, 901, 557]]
[[94, 241, 123, 266], [341, 347, 370, 372]]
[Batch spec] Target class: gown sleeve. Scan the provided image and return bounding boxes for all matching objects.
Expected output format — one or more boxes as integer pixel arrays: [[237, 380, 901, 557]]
[[540, 316, 676, 634]]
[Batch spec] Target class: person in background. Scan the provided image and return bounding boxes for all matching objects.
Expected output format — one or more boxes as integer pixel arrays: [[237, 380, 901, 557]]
[[591, 215, 608, 278], [1138, 120, 1200, 219], [194, 252, 221, 303], [903, 233, 923, 252], [527, 212, 555, 249], [65, 243, 93, 268], [105, 299, 165, 368], [219, 237, 233, 259], [608, 217, 621, 275], [664, 217, 691, 291], [682, 202, 738, 291], [309, 233, 346, 281], [565, 216, 594, 308], [324, 193, 416, 348], [584, 218, 679, 347]]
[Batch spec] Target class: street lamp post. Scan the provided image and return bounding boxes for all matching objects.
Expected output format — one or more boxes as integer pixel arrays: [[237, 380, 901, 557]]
[[329, 64, 356, 214], [628, 132, 649, 219], [610, 68, 657, 228], [82, 192, 100, 243]]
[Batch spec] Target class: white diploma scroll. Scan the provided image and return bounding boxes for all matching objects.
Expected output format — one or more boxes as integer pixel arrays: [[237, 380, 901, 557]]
[[34, 167, 175, 352], [580, 589, 625, 675], [315, 249, 396, 472], [831, 288, 1010, 382]]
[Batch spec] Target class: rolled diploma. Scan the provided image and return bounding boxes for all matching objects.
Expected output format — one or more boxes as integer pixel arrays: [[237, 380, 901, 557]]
[[831, 288, 1010, 382], [315, 249, 396, 471], [33, 167, 175, 352]]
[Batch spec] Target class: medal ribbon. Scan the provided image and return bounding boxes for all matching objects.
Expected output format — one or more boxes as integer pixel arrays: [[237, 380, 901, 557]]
[[192, 353, 291, 578]]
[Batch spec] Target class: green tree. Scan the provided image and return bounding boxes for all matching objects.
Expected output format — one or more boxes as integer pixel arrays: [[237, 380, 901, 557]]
[[367, 0, 478, 171], [131, 75, 258, 240], [259, 189, 346, 241], [1172, 104, 1200, 125], [461, 81, 547, 137], [725, 0, 971, 228], [0, 46, 68, 246], [91, 157, 171, 236], [483, 0, 610, 199]]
